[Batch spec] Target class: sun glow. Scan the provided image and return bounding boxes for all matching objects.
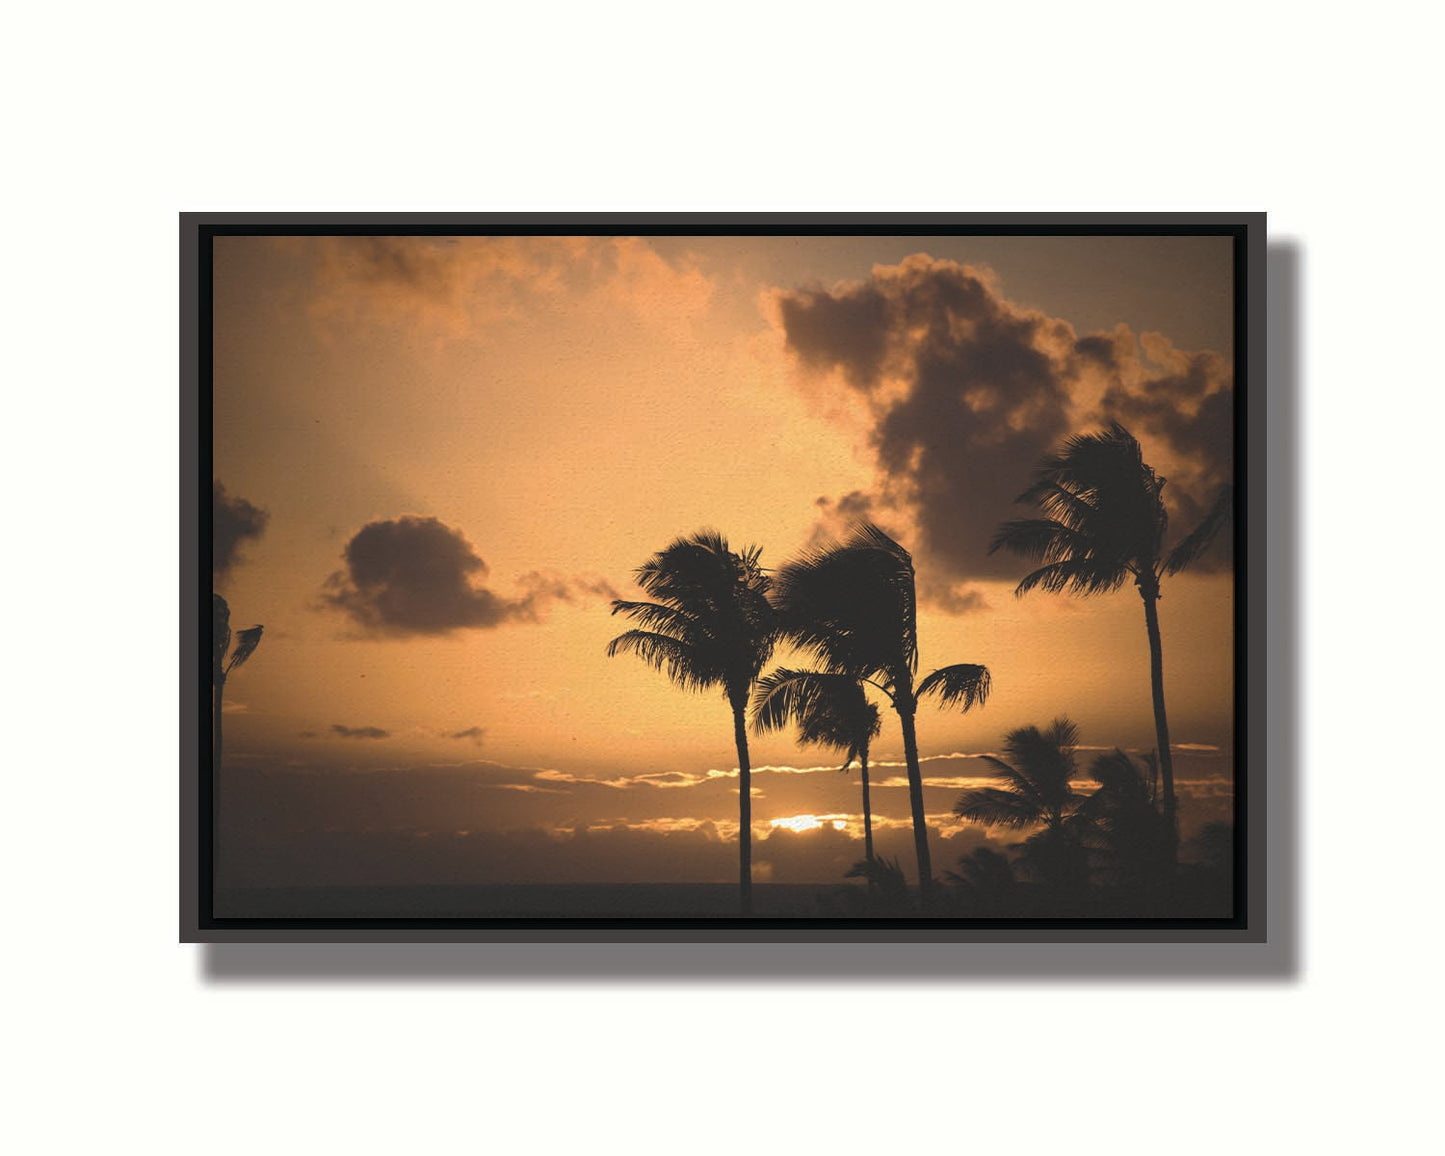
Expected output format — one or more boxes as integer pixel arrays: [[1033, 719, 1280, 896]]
[[770, 814, 851, 833]]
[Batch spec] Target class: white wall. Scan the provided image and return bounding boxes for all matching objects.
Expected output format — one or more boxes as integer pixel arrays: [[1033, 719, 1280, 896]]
[[4, 3, 1436, 1152]]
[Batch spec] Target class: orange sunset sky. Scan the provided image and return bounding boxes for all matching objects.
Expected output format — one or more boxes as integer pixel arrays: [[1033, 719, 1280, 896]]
[[211, 232, 1235, 890]]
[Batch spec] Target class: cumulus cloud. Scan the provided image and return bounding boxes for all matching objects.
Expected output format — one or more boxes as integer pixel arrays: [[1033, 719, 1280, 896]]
[[774, 255, 1233, 600], [214, 480, 268, 581], [320, 515, 618, 637], [332, 724, 390, 740]]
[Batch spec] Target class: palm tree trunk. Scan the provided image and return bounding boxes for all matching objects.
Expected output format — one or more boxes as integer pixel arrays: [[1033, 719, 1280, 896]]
[[213, 675, 225, 771], [732, 702, 753, 915], [1139, 590, 1178, 864], [860, 753, 874, 864], [895, 695, 934, 904]]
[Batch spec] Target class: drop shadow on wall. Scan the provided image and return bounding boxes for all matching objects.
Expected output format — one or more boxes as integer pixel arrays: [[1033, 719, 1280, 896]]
[[201, 241, 1301, 986]]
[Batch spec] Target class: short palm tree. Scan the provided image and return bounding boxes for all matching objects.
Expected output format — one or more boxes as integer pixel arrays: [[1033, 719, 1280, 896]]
[[212, 593, 263, 770], [1076, 748, 1172, 893], [945, 847, 1019, 911], [752, 668, 882, 863], [773, 523, 991, 903], [953, 717, 1084, 832], [953, 717, 1087, 894], [990, 422, 1231, 861], [606, 530, 776, 914]]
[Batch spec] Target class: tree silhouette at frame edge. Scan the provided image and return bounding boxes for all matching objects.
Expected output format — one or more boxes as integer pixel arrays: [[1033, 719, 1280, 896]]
[[990, 423, 1231, 865]]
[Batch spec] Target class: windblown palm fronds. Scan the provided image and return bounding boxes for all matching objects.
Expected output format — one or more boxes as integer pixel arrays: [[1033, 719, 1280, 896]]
[[990, 423, 1232, 863], [607, 530, 776, 913], [752, 667, 882, 862], [773, 522, 990, 903], [212, 594, 263, 771]]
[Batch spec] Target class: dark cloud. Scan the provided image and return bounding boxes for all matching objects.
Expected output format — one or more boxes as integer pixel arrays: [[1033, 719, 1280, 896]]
[[214, 480, 269, 581], [775, 256, 1233, 597], [321, 515, 618, 637], [1100, 347, 1234, 557], [450, 726, 487, 746], [331, 724, 390, 740], [341, 237, 459, 297]]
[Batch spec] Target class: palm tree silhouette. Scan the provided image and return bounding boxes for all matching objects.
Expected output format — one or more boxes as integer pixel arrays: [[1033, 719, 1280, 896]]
[[844, 853, 908, 904], [1076, 748, 1172, 894], [752, 668, 882, 863], [952, 717, 1088, 895], [773, 523, 991, 903], [953, 716, 1084, 833], [212, 593, 263, 771], [989, 423, 1231, 861], [606, 530, 776, 914], [945, 847, 1018, 912]]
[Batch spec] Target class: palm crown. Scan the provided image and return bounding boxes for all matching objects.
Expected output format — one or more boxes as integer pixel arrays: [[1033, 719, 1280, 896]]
[[752, 668, 880, 771], [991, 421, 1230, 598], [953, 716, 1083, 830], [607, 530, 776, 709]]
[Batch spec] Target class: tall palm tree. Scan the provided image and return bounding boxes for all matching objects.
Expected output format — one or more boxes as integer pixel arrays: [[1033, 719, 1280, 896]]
[[212, 593, 263, 770], [752, 668, 882, 863], [989, 422, 1231, 861], [953, 717, 1088, 894], [606, 530, 776, 914], [773, 523, 991, 903]]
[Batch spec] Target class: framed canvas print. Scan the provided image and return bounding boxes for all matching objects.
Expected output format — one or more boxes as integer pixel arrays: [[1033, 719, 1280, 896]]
[[182, 213, 1265, 942]]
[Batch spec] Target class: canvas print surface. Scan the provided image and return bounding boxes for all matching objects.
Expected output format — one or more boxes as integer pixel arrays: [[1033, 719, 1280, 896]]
[[206, 228, 1241, 925]]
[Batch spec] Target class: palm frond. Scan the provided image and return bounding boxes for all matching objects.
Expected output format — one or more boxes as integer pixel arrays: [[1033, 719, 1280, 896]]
[[1009, 482, 1102, 536], [953, 787, 1041, 829], [975, 755, 1048, 811], [1014, 558, 1131, 597], [917, 663, 991, 712], [609, 599, 702, 635], [772, 520, 917, 682], [225, 625, 264, 674], [750, 667, 880, 756], [960, 717, 1083, 827], [1087, 748, 1148, 793], [608, 530, 777, 701], [845, 854, 908, 896], [605, 629, 718, 694], [1165, 484, 1233, 575], [997, 423, 1172, 594], [945, 847, 1017, 891], [212, 594, 232, 677], [989, 517, 1093, 563]]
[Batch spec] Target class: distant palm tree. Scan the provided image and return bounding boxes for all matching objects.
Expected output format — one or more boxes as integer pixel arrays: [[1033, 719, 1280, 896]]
[[774, 523, 991, 903], [212, 593, 263, 770], [990, 423, 1231, 861], [752, 668, 882, 862], [945, 847, 1019, 911], [953, 717, 1087, 894], [954, 717, 1084, 832], [606, 530, 776, 914], [844, 853, 908, 904], [1076, 748, 1172, 893]]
